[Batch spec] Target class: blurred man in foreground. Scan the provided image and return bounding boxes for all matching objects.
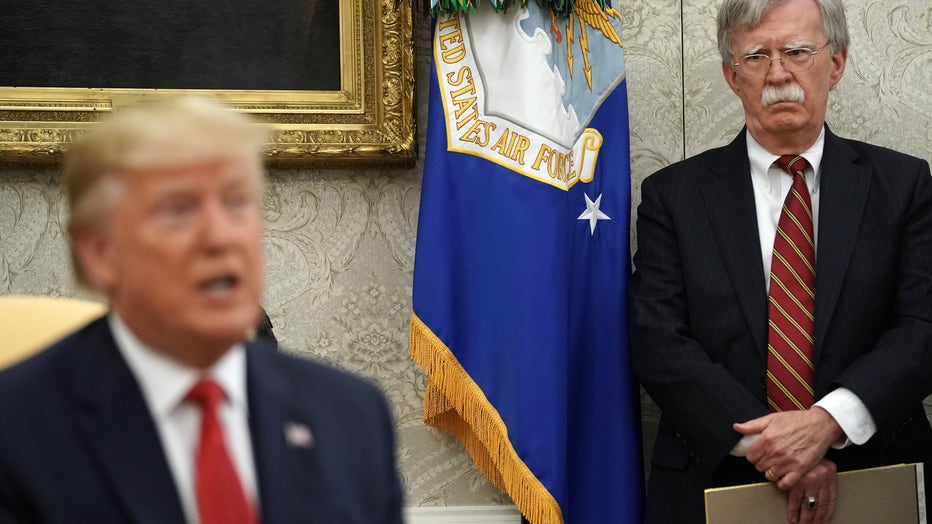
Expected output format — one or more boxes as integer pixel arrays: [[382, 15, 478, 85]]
[[631, 0, 932, 522], [0, 96, 403, 523]]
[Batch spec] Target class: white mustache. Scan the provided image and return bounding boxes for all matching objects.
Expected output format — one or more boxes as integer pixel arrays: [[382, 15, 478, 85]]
[[761, 84, 805, 106]]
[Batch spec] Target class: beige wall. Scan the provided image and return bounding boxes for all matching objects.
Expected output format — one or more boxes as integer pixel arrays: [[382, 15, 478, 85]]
[[1, 0, 929, 508]]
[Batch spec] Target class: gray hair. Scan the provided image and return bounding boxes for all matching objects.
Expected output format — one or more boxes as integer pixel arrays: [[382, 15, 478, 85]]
[[717, 0, 849, 64]]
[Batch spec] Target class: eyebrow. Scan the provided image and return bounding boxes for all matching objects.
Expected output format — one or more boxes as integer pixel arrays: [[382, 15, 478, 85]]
[[741, 40, 817, 55], [783, 40, 816, 49]]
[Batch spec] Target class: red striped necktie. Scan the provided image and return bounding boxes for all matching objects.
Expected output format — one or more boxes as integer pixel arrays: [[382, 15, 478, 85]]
[[766, 155, 816, 412], [187, 379, 258, 524]]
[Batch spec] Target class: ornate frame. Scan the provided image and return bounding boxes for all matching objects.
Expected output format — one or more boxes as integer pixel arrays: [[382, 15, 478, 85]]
[[0, 0, 415, 168]]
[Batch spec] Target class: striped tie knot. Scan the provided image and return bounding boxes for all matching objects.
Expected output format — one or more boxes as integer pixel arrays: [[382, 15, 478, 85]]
[[777, 155, 810, 177]]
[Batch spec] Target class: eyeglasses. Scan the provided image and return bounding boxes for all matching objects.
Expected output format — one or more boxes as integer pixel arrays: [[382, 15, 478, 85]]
[[732, 44, 829, 78]]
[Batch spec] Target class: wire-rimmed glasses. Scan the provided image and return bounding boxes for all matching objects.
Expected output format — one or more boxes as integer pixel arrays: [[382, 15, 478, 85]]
[[732, 44, 829, 78]]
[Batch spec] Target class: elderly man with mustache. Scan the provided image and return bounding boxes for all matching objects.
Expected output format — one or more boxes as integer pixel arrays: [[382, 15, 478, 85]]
[[629, 1, 932, 523]]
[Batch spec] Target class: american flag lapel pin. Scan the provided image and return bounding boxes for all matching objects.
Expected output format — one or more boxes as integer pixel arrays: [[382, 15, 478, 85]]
[[284, 422, 314, 449]]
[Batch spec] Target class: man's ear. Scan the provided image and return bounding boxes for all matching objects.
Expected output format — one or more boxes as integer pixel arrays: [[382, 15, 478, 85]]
[[722, 60, 741, 95], [72, 226, 118, 293], [829, 47, 848, 87]]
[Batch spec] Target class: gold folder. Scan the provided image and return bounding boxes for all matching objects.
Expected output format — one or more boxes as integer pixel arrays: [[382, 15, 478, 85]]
[[704, 463, 926, 523]]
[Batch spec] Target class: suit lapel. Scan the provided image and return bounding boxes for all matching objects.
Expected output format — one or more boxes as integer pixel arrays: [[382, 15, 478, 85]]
[[247, 346, 332, 523], [813, 130, 871, 357], [700, 131, 769, 355], [71, 319, 186, 524]]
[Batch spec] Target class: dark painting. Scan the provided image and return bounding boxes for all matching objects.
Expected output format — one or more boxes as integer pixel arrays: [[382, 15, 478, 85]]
[[0, 0, 340, 91]]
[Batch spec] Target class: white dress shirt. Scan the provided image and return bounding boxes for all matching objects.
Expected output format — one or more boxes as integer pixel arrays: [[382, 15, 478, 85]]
[[729, 129, 876, 456], [109, 314, 259, 524]]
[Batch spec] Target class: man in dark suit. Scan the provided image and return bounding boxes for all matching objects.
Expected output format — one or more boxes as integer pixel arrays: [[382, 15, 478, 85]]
[[630, 0, 932, 523], [0, 96, 404, 523]]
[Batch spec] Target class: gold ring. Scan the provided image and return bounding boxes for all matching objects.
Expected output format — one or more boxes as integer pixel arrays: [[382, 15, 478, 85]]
[[765, 468, 777, 481], [807, 496, 817, 509]]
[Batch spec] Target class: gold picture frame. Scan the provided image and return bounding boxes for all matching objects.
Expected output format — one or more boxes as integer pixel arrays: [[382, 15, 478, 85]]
[[0, 0, 415, 168]]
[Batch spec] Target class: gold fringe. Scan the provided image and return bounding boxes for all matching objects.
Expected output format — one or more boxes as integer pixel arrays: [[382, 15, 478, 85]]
[[409, 312, 563, 524]]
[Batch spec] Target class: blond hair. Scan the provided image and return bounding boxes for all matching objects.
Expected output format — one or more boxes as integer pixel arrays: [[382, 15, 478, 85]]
[[64, 96, 268, 288]]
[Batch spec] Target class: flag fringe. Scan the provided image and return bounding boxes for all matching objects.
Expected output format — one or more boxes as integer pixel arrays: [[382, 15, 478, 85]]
[[409, 312, 563, 524]]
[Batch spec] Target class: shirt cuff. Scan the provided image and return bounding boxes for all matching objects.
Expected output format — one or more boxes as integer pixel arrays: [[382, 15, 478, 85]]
[[814, 387, 876, 448], [729, 434, 758, 457]]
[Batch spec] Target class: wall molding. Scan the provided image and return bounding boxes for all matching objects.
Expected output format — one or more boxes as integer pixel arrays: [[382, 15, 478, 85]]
[[404, 505, 521, 524]]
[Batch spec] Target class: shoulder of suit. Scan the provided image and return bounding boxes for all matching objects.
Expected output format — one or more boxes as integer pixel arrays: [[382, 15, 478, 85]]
[[0, 316, 107, 389], [0, 317, 111, 426], [835, 135, 927, 169], [642, 143, 734, 190]]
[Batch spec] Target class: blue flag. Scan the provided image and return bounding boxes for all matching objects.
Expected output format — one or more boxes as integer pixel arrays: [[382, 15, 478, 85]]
[[410, 3, 642, 522]]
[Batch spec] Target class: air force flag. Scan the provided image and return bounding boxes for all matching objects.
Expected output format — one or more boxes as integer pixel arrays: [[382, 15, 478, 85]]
[[411, 2, 643, 522]]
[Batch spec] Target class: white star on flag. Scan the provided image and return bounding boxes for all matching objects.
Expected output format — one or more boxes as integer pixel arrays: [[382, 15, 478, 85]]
[[578, 193, 611, 235]]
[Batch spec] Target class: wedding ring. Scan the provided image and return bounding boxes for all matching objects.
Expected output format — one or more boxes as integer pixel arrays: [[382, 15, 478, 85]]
[[765, 468, 777, 481], [806, 496, 817, 509]]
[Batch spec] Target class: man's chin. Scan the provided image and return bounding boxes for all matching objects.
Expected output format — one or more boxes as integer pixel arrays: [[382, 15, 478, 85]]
[[184, 309, 260, 346], [173, 324, 253, 367], [195, 318, 257, 345]]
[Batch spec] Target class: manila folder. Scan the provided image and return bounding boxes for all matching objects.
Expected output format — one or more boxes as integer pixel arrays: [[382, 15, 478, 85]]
[[704, 463, 926, 523]]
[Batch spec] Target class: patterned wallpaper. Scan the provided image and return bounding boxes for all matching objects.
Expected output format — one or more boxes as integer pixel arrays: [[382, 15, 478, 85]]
[[1, 0, 929, 508]]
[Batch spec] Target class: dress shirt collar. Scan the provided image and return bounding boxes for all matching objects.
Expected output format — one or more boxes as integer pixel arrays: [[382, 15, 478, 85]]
[[108, 314, 249, 420], [746, 126, 825, 194]]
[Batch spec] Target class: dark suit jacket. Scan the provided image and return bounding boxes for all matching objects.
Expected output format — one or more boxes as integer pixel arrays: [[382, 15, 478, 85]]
[[0, 317, 404, 523], [630, 127, 932, 523]]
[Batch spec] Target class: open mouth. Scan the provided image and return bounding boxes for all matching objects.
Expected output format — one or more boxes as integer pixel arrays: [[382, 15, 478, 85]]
[[202, 275, 239, 296]]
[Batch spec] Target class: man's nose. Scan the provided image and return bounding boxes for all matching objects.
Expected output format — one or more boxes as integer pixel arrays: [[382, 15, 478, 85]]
[[200, 200, 240, 248], [765, 56, 793, 82]]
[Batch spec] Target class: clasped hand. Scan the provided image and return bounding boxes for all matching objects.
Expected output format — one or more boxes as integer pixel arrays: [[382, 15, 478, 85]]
[[734, 408, 843, 523]]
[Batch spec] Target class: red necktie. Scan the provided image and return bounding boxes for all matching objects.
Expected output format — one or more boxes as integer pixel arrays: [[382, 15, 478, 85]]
[[187, 379, 257, 524], [766, 155, 816, 412]]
